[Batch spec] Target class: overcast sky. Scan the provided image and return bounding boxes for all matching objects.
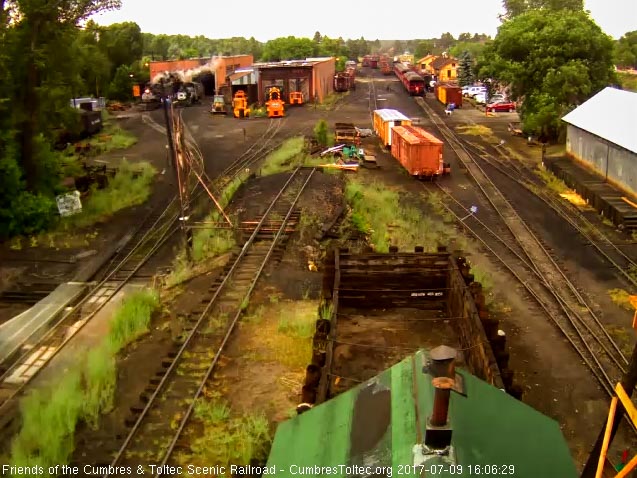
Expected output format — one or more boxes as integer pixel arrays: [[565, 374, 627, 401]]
[[91, 0, 636, 40]]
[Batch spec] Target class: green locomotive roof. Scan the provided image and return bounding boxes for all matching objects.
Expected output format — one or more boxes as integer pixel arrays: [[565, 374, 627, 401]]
[[266, 350, 578, 477]]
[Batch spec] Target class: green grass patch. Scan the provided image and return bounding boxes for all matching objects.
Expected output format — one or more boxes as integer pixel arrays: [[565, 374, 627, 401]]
[[259, 137, 305, 176], [61, 160, 156, 229], [82, 343, 117, 430], [10, 370, 83, 473], [535, 166, 568, 194], [344, 178, 459, 252], [108, 289, 160, 352], [315, 91, 348, 110], [10, 288, 159, 472], [86, 116, 137, 153], [249, 104, 268, 118], [618, 72, 637, 93], [177, 398, 271, 477], [455, 124, 494, 139], [609, 288, 633, 311]]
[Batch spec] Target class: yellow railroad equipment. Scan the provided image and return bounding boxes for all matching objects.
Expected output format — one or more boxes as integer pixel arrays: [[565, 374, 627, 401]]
[[289, 91, 304, 106], [211, 94, 227, 114], [265, 86, 285, 118], [232, 91, 250, 118]]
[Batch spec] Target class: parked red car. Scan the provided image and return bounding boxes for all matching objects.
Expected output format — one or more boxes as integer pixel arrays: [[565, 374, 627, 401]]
[[486, 100, 516, 112]]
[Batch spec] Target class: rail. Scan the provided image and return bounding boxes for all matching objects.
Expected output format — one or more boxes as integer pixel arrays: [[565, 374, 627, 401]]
[[419, 99, 628, 397], [103, 167, 316, 476]]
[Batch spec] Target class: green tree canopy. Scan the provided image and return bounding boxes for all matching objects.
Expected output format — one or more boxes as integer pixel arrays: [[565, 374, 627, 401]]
[[614, 31, 637, 69], [501, 0, 583, 19], [480, 9, 615, 139]]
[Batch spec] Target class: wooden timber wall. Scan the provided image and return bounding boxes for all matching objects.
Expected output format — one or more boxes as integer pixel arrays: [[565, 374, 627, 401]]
[[296, 247, 520, 413]]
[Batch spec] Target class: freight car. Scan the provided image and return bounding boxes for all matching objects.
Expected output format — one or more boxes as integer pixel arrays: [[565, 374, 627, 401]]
[[362, 55, 371, 67], [372, 109, 412, 148], [333, 72, 352, 92], [391, 125, 450, 179], [435, 84, 463, 107], [370, 55, 379, 69]]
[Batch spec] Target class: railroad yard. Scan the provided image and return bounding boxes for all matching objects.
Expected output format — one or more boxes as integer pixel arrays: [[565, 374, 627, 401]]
[[2, 64, 637, 476]]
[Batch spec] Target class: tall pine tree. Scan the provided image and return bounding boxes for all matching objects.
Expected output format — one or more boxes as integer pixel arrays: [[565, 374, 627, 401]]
[[458, 51, 475, 86]]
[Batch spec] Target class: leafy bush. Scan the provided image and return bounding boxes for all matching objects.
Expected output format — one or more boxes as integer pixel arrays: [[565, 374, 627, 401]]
[[313, 119, 330, 147], [0, 191, 56, 239]]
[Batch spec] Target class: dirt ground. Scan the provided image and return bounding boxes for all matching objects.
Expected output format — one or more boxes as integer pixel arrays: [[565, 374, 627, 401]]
[[6, 68, 637, 472], [330, 307, 461, 396]]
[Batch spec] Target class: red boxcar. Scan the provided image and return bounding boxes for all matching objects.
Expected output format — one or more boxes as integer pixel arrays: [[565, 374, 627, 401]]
[[391, 125, 446, 178]]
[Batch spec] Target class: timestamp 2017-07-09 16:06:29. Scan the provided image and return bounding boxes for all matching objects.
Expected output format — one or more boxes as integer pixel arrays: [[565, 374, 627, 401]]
[[396, 464, 517, 475]]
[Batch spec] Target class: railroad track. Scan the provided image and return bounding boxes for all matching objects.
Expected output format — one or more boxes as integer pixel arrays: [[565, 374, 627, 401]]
[[456, 136, 637, 289], [419, 99, 628, 397], [102, 167, 316, 477], [0, 198, 181, 434], [0, 113, 292, 440], [368, 75, 378, 118]]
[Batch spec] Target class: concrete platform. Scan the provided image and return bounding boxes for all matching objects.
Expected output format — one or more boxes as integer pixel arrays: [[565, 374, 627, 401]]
[[0, 283, 87, 365], [28, 284, 146, 390]]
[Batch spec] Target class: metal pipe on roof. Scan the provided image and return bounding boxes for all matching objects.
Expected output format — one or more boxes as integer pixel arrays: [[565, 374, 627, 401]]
[[431, 377, 455, 427]]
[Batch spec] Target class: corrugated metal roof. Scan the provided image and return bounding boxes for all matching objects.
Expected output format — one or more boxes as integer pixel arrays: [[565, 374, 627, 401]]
[[228, 71, 252, 82], [374, 109, 410, 122], [267, 349, 578, 477], [394, 125, 443, 145], [562, 87, 637, 154]]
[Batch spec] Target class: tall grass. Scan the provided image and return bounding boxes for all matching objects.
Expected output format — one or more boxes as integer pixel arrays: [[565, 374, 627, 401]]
[[345, 178, 459, 252], [179, 399, 271, 477], [63, 160, 156, 228], [87, 119, 137, 153], [9, 289, 160, 472], [535, 166, 568, 194], [108, 289, 159, 352], [82, 344, 117, 430], [259, 137, 305, 176], [10, 371, 84, 475]]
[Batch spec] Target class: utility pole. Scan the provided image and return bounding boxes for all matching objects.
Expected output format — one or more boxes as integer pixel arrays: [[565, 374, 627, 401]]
[[581, 340, 637, 476], [160, 83, 192, 261]]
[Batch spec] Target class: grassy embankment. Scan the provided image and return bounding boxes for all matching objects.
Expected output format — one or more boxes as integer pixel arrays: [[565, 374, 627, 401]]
[[9, 113, 153, 250], [8, 289, 160, 474]]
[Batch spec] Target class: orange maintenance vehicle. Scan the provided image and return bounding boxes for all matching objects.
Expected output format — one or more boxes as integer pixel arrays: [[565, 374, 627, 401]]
[[265, 86, 285, 118], [289, 91, 304, 106], [232, 90, 250, 118]]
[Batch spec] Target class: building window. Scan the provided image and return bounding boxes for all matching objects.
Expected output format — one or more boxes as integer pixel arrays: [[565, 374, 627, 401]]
[[452, 63, 456, 67], [447, 69, 451, 78]]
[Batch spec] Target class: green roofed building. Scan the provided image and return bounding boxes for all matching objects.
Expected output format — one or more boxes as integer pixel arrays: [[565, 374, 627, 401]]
[[266, 347, 578, 477]]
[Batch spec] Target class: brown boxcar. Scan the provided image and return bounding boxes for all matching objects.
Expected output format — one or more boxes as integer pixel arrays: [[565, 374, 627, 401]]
[[391, 125, 444, 177], [373, 109, 412, 148]]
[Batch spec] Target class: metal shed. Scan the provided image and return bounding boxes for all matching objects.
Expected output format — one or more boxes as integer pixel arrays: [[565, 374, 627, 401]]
[[562, 87, 637, 196], [254, 58, 335, 105]]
